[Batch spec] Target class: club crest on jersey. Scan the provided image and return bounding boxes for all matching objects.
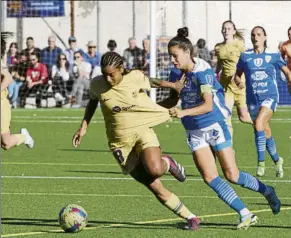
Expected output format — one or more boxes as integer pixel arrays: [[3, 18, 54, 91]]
[[254, 58, 263, 67], [205, 75, 213, 85], [265, 55, 272, 63]]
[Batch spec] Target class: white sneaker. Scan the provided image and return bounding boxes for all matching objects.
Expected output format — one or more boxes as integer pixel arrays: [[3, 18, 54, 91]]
[[275, 157, 284, 178], [20, 128, 34, 149], [55, 92, 65, 102]]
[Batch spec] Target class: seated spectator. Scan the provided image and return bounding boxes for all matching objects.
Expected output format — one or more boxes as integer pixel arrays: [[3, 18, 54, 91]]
[[107, 39, 117, 52], [7, 42, 19, 69], [64, 36, 85, 67], [83, 41, 101, 71], [195, 38, 211, 65], [41, 36, 63, 73], [8, 52, 29, 108], [51, 53, 72, 107], [19, 53, 48, 108], [69, 51, 91, 108], [123, 37, 144, 70], [21, 37, 42, 60]]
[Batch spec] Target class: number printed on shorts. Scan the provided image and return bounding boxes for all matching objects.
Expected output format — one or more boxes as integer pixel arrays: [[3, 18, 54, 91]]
[[113, 149, 125, 164]]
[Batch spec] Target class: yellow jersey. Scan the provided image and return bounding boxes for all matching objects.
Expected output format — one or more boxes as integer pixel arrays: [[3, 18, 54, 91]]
[[215, 39, 246, 91], [89, 70, 171, 142], [1, 59, 8, 100]]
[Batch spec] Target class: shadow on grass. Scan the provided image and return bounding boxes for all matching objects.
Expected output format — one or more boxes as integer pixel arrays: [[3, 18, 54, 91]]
[[3, 218, 291, 232], [59, 148, 191, 156]]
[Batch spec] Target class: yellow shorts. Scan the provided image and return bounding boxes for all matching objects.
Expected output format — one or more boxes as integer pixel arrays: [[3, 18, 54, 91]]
[[224, 87, 247, 107], [221, 74, 247, 108], [109, 128, 160, 174], [1, 98, 11, 134]]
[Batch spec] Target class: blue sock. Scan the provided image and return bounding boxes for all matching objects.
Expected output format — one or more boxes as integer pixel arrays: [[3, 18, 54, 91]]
[[209, 176, 246, 214], [237, 171, 267, 194], [255, 130, 266, 162], [266, 137, 279, 163]]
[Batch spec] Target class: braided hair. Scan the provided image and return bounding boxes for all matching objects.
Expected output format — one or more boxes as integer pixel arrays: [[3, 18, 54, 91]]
[[1, 32, 14, 59], [101, 51, 131, 75]]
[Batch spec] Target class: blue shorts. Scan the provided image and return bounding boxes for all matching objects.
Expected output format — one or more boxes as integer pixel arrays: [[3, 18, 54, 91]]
[[248, 98, 278, 121], [186, 121, 232, 152]]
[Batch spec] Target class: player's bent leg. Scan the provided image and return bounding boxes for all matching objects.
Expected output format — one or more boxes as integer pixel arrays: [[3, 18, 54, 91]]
[[1, 132, 25, 150], [217, 146, 281, 215], [140, 147, 186, 182], [140, 147, 168, 178], [254, 106, 273, 176], [193, 146, 256, 228], [130, 163, 200, 230], [264, 123, 283, 178]]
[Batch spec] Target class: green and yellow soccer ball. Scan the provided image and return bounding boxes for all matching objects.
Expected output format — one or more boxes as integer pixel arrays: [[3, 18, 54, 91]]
[[58, 204, 88, 233]]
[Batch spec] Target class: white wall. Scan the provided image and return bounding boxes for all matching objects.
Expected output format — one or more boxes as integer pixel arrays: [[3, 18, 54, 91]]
[[4, 1, 291, 54]]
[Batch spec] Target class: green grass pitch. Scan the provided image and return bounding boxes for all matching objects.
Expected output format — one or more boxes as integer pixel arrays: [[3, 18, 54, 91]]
[[1, 107, 291, 237]]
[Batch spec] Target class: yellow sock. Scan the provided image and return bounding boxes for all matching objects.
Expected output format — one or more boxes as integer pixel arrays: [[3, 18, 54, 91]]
[[15, 134, 26, 146], [164, 193, 195, 219]]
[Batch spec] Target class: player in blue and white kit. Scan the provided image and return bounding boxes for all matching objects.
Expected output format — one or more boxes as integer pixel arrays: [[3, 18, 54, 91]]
[[235, 26, 291, 177], [158, 27, 281, 230]]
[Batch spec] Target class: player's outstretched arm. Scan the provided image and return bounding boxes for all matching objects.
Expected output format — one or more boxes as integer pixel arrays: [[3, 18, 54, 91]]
[[1, 68, 13, 91], [72, 99, 99, 148], [169, 91, 213, 118], [150, 74, 186, 93]]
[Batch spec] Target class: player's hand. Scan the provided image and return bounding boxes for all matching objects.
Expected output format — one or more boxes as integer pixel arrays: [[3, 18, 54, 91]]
[[174, 74, 186, 94], [169, 107, 186, 118], [72, 127, 87, 148]]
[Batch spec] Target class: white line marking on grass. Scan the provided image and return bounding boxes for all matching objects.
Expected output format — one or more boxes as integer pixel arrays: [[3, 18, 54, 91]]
[[2, 192, 291, 200], [2, 175, 291, 183], [3, 162, 291, 170], [2, 207, 291, 237]]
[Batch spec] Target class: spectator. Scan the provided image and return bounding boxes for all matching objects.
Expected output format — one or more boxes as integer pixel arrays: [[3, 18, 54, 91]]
[[69, 51, 91, 108], [64, 36, 85, 67], [195, 38, 212, 65], [7, 42, 19, 69], [210, 50, 218, 69], [142, 37, 150, 74], [8, 52, 29, 108], [107, 39, 117, 52], [19, 53, 48, 108], [21, 37, 41, 60], [41, 36, 63, 73], [51, 53, 72, 107], [83, 41, 101, 71], [122, 37, 144, 69]]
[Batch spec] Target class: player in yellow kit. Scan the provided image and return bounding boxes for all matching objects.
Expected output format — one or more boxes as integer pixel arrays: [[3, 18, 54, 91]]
[[72, 52, 200, 230], [1, 32, 34, 150], [215, 21, 252, 139]]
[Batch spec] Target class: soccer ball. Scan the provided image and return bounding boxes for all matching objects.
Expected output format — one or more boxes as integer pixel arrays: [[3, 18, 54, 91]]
[[58, 204, 88, 233]]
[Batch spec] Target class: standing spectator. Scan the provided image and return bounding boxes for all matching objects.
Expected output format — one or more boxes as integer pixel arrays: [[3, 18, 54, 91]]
[[41, 36, 63, 73], [51, 53, 72, 106], [122, 37, 144, 69], [83, 41, 101, 71], [7, 42, 19, 69], [19, 53, 48, 108], [69, 51, 91, 108], [64, 36, 85, 67], [8, 52, 29, 108], [107, 39, 117, 52], [142, 37, 150, 74], [195, 38, 212, 65], [21, 37, 41, 60]]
